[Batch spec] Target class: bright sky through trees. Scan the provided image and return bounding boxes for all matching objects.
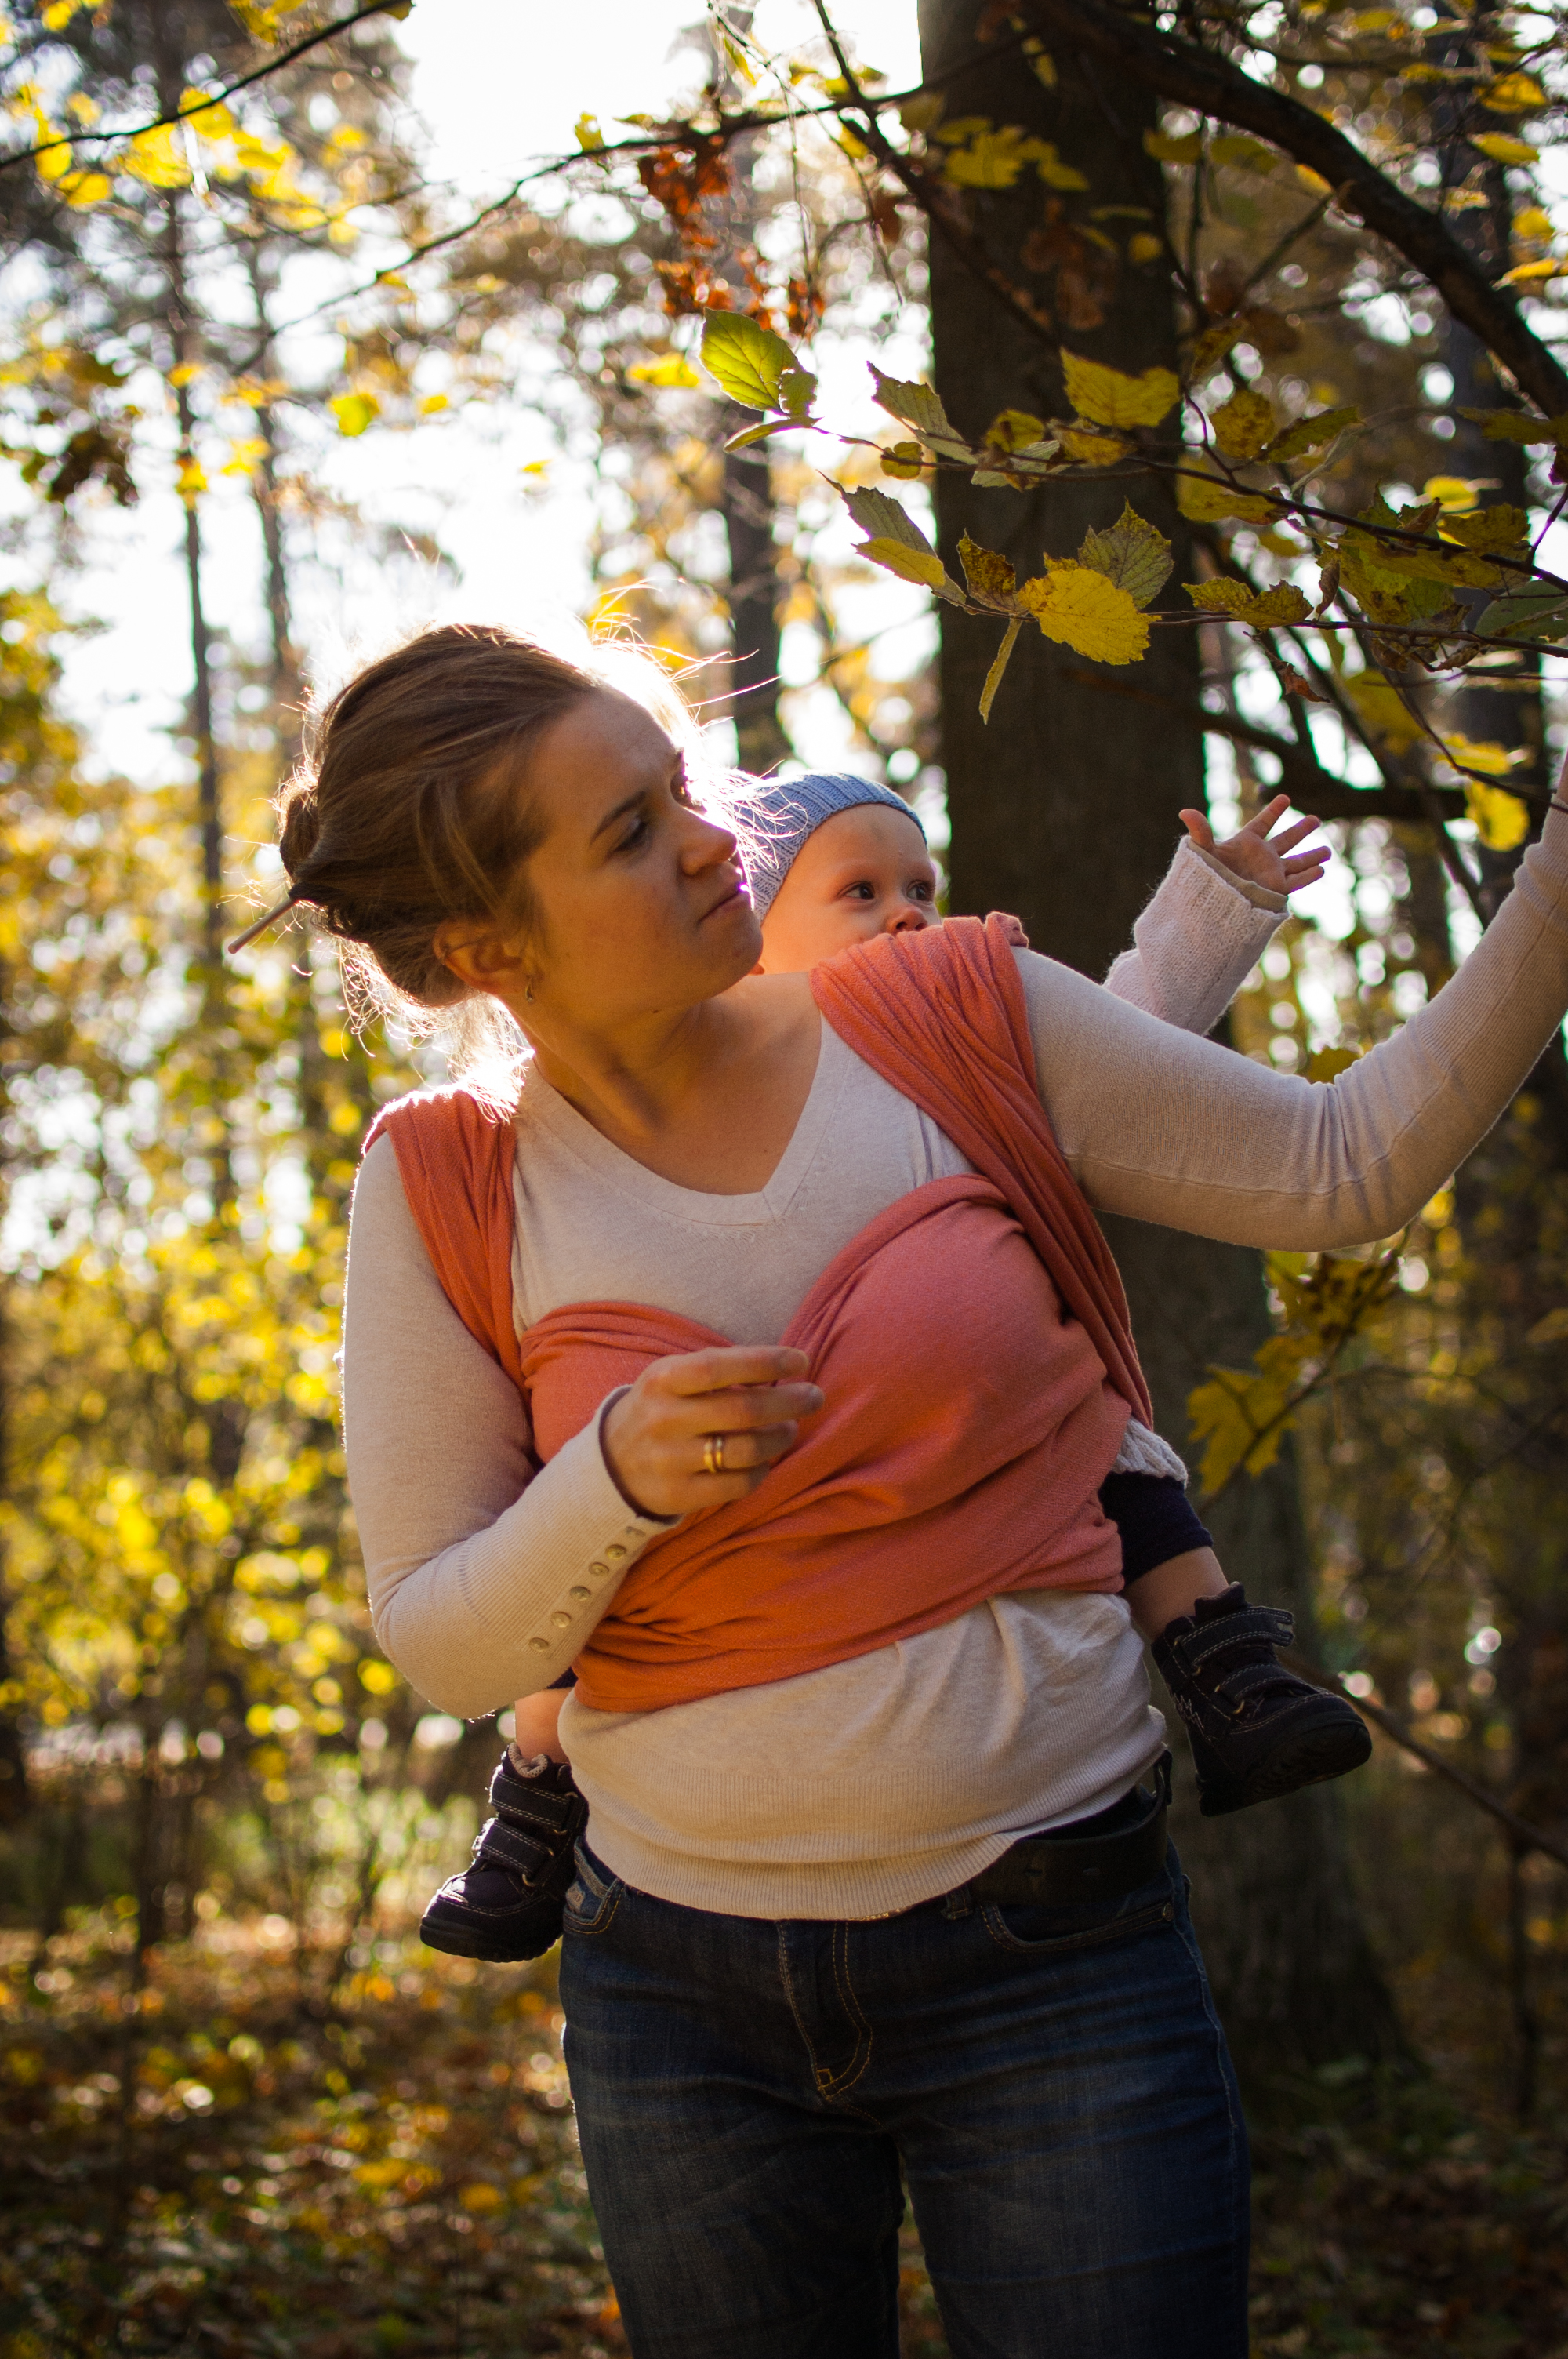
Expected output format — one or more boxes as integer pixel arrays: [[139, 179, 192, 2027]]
[[28, 0, 923, 791]]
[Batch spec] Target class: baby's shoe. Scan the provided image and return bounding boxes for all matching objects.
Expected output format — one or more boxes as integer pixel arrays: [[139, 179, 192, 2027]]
[[1152, 1583, 1371, 1818], [420, 1750, 587, 1961]]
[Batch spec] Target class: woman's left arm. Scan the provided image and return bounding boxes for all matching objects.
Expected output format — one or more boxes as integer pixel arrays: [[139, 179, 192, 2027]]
[[1019, 805, 1568, 1249]]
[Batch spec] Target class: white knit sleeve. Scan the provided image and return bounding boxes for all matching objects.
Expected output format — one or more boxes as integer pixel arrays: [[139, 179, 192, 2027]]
[[1103, 838, 1285, 1036], [1016, 806, 1568, 1248], [343, 1136, 671, 1719]]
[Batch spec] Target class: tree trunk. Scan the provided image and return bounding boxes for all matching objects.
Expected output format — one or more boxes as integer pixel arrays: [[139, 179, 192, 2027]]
[[918, 0, 1402, 2084]]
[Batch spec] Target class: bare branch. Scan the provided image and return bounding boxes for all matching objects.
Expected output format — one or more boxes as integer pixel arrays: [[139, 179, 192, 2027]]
[[0, 3, 410, 174], [1020, 0, 1568, 418]]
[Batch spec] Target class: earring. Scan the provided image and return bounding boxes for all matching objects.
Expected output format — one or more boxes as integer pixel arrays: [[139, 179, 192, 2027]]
[[524, 981, 535, 1003]]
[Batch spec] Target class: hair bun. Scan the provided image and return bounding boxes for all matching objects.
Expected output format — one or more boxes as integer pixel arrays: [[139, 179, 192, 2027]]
[[278, 777, 322, 880]]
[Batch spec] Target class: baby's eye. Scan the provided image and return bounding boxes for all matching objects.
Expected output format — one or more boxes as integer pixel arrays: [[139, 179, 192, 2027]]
[[909, 878, 935, 901], [840, 880, 877, 901]]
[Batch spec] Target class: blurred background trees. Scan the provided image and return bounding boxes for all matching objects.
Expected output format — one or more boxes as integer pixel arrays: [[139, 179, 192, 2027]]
[[5, 0, 1568, 2349]]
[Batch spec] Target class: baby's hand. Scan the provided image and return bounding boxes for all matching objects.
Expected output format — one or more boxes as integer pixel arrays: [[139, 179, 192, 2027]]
[[1178, 793, 1328, 897]]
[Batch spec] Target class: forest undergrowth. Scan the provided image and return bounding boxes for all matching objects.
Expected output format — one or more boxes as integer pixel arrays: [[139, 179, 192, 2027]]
[[2, 1749, 1565, 2359]]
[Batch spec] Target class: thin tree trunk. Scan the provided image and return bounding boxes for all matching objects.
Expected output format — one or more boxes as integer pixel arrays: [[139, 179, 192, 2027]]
[[918, 0, 1403, 2085]]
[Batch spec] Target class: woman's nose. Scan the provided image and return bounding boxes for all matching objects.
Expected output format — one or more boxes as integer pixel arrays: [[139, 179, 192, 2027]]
[[682, 812, 739, 872]]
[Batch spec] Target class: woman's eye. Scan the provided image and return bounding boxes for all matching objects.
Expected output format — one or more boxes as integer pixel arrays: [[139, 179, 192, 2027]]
[[618, 814, 651, 852]]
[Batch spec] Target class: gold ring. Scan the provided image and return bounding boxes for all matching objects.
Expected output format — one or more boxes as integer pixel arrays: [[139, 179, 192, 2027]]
[[702, 1432, 727, 1477]]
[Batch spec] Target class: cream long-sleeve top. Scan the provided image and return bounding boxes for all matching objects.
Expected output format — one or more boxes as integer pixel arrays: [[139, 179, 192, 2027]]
[[343, 814, 1568, 1917]]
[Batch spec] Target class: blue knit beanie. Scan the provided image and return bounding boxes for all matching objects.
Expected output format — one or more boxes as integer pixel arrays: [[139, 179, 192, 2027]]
[[736, 772, 927, 921]]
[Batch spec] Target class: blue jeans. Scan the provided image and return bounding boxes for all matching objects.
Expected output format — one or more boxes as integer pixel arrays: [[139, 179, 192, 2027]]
[[558, 1836, 1249, 2359]]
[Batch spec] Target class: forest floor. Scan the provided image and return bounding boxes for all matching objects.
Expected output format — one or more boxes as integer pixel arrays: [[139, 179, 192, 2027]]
[[0, 1910, 1563, 2358]]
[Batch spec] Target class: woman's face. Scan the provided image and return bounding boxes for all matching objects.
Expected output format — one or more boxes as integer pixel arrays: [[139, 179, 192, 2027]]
[[473, 688, 762, 1032]]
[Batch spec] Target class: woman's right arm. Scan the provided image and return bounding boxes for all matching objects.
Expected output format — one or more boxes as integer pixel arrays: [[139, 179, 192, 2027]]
[[343, 1136, 668, 1717]]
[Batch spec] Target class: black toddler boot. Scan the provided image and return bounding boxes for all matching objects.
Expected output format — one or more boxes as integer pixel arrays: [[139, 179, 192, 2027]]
[[1152, 1584, 1372, 1818], [420, 1750, 587, 1961]]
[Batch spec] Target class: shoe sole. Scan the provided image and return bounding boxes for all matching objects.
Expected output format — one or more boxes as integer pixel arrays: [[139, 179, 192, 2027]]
[[419, 1912, 561, 1964], [1198, 1707, 1373, 1819]]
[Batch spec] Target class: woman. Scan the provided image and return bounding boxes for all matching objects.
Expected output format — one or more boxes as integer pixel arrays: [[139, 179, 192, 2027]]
[[271, 625, 1568, 2359]]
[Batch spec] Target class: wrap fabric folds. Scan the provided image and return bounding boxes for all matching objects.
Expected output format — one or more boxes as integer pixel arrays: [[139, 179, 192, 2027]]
[[365, 914, 1155, 1716]]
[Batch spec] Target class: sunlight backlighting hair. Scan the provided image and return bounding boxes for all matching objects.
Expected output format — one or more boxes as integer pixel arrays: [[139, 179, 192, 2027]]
[[261, 619, 735, 1094]]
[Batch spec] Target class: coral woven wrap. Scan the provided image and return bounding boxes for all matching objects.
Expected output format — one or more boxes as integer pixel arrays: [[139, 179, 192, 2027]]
[[365, 914, 1152, 1714]]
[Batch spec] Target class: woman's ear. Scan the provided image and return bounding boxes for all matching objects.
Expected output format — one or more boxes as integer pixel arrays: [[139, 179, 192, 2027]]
[[436, 919, 532, 997]]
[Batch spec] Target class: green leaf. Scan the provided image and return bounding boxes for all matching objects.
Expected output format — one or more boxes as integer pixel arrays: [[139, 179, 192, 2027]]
[[1076, 503, 1172, 609], [700, 312, 801, 411], [978, 617, 1022, 725], [723, 418, 804, 451], [777, 367, 818, 420], [1459, 405, 1568, 446], [841, 485, 938, 555], [868, 365, 972, 458], [1472, 584, 1568, 642]]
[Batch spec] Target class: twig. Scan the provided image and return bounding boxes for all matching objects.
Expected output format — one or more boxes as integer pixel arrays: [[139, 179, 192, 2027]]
[[0, 3, 408, 173], [1284, 1650, 1568, 1873]]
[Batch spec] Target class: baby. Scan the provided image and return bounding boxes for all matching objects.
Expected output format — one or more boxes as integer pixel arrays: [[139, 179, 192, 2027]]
[[419, 776, 1370, 1962]]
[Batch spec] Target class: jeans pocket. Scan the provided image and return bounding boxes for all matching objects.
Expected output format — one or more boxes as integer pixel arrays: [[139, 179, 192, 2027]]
[[562, 1839, 626, 1939], [979, 1880, 1176, 1957]]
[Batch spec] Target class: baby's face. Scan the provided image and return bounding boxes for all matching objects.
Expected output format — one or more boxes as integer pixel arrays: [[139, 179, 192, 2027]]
[[758, 805, 939, 973]]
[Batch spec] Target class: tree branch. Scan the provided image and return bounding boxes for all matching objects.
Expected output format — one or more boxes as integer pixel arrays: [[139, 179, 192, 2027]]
[[0, 2, 408, 174], [1286, 1651, 1568, 1872], [1020, 0, 1568, 418], [1058, 664, 1465, 821]]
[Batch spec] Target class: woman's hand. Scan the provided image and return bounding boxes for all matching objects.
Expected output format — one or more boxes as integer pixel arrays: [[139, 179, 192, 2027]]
[[1179, 793, 1328, 896], [601, 1345, 825, 1520]]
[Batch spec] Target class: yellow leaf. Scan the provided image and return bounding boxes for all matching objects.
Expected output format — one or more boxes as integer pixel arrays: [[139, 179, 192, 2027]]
[[1265, 405, 1361, 463], [880, 441, 924, 479], [985, 407, 1047, 453], [168, 362, 201, 388], [180, 89, 238, 140], [1210, 387, 1276, 462], [1442, 501, 1528, 555], [1144, 129, 1203, 164], [1186, 1365, 1298, 1492], [1210, 133, 1278, 173], [1513, 205, 1553, 241], [220, 438, 268, 476], [1421, 474, 1484, 513], [1185, 580, 1309, 626], [1439, 732, 1528, 779], [1481, 71, 1545, 111], [861, 536, 949, 590], [122, 123, 191, 190], [574, 113, 605, 153], [34, 136, 72, 184], [1472, 132, 1539, 164], [1127, 232, 1163, 265], [1306, 1047, 1360, 1083], [1056, 425, 1131, 467], [42, 0, 86, 24], [520, 459, 550, 478], [418, 392, 449, 414], [627, 352, 702, 388], [1033, 143, 1089, 191], [1344, 670, 1425, 751], [60, 169, 112, 208], [979, 617, 1023, 725], [1296, 165, 1333, 193], [330, 391, 379, 438], [958, 534, 1016, 598], [1018, 565, 1149, 663], [175, 456, 207, 504], [1062, 351, 1180, 429], [1465, 782, 1531, 850], [459, 2182, 506, 2213], [1498, 257, 1568, 285], [1174, 471, 1276, 525]]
